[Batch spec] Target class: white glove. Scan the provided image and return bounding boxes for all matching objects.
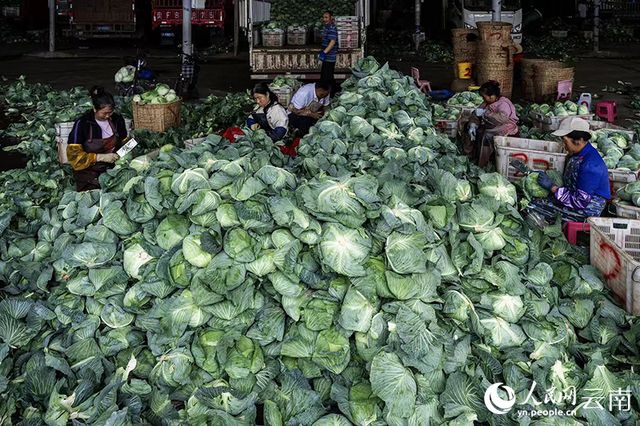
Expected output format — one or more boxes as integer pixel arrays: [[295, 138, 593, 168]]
[[468, 123, 478, 139], [474, 108, 486, 117], [96, 153, 119, 163]]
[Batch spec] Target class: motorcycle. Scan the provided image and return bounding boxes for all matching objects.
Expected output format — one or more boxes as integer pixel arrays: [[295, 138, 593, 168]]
[[115, 52, 157, 97]]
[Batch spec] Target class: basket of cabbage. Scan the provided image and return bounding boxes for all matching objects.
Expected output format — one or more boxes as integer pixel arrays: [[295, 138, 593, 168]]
[[132, 84, 181, 132]]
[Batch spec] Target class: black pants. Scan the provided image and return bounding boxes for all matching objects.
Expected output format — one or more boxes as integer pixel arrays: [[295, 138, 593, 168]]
[[321, 60, 336, 93], [289, 114, 318, 136]]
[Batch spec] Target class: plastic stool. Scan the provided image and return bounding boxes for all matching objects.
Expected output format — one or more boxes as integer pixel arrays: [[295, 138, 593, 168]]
[[595, 100, 617, 123], [563, 221, 590, 246], [578, 93, 592, 111], [556, 79, 573, 101]]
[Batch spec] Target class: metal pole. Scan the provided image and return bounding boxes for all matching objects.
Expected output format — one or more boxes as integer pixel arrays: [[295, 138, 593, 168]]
[[234, 0, 239, 56], [414, 0, 421, 50], [492, 0, 502, 22], [593, 0, 600, 52], [48, 0, 55, 53], [183, 0, 193, 58]]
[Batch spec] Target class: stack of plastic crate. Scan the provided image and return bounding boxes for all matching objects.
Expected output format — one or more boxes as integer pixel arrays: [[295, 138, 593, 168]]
[[335, 16, 359, 50]]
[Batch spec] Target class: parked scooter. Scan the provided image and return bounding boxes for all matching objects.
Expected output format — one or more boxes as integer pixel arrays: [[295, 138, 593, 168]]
[[115, 52, 157, 97]]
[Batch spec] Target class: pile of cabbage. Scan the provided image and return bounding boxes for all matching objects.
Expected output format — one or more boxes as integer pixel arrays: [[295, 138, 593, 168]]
[[592, 130, 639, 169], [446, 91, 483, 108], [617, 180, 640, 209], [269, 0, 356, 28], [530, 101, 590, 117], [133, 84, 179, 105], [432, 104, 461, 121], [114, 66, 136, 84], [1, 59, 639, 425]]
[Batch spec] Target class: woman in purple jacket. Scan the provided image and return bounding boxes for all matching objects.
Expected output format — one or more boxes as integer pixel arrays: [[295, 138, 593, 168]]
[[526, 117, 611, 225]]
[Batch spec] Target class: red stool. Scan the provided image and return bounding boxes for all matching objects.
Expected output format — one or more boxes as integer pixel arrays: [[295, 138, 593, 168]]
[[595, 100, 617, 123], [563, 221, 590, 246]]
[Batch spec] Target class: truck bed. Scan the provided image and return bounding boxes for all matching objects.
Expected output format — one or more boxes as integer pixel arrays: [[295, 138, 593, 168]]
[[250, 46, 363, 79], [72, 0, 134, 24]]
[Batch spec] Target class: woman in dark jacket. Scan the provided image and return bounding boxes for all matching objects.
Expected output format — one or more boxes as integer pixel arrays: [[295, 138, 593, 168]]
[[67, 86, 128, 191]]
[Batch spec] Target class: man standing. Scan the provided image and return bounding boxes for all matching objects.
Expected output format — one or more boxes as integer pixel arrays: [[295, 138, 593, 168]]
[[288, 81, 331, 136], [319, 11, 338, 92]]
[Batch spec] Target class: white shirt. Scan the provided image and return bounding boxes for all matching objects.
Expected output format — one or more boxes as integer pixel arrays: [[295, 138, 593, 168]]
[[290, 83, 331, 111], [254, 102, 289, 132], [96, 118, 114, 138]]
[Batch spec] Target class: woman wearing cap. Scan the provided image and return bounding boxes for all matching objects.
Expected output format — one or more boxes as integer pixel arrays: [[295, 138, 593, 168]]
[[465, 80, 519, 167], [527, 117, 610, 224]]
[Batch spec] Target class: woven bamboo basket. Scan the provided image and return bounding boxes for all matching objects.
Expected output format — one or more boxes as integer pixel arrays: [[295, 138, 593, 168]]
[[533, 64, 575, 101], [476, 43, 514, 97], [477, 64, 514, 97], [132, 100, 181, 133], [477, 22, 513, 44], [521, 59, 562, 101], [452, 28, 478, 51]]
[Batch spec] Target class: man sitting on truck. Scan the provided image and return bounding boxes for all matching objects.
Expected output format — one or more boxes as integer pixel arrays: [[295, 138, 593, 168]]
[[288, 81, 331, 136]]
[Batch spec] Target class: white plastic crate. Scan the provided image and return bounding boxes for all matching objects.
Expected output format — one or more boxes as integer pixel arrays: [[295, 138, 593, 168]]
[[335, 16, 358, 23], [434, 119, 459, 138], [494, 136, 567, 182], [612, 200, 640, 220], [531, 112, 594, 132], [609, 168, 639, 192], [338, 30, 359, 50], [269, 84, 300, 107], [184, 137, 206, 150], [588, 217, 640, 315]]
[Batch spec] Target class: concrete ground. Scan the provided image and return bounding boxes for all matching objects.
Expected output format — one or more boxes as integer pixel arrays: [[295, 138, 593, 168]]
[[1, 41, 640, 121]]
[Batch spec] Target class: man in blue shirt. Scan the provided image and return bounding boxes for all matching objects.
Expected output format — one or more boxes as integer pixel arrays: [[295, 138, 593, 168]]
[[319, 11, 338, 92], [526, 117, 611, 224]]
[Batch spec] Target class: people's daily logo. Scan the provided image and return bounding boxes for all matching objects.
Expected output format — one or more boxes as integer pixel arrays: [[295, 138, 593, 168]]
[[484, 383, 517, 415]]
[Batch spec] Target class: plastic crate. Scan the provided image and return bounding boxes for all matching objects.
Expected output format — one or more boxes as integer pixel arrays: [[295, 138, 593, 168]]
[[287, 29, 307, 46], [55, 121, 75, 142], [613, 200, 640, 220], [494, 136, 567, 182], [530, 112, 594, 131], [184, 137, 206, 150], [588, 217, 640, 315], [609, 168, 639, 192], [269, 85, 298, 107], [335, 16, 358, 23], [434, 119, 459, 138], [262, 31, 285, 47], [338, 30, 359, 50]]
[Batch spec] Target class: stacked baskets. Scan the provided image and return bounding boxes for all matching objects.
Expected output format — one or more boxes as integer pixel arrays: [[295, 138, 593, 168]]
[[451, 28, 478, 77], [336, 16, 359, 50], [475, 22, 515, 97]]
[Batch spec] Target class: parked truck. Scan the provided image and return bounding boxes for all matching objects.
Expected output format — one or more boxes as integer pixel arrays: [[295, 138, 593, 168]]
[[240, 0, 369, 81], [66, 0, 137, 39], [152, 0, 225, 43], [449, 0, 523, 44]]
